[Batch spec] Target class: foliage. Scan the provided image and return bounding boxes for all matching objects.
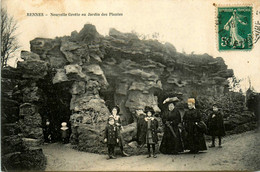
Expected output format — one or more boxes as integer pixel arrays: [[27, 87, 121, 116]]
[[1, 7, 20, 68]]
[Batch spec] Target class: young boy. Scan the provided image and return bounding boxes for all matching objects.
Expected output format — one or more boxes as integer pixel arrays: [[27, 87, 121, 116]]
[[104, 116, 119, 159], [208, 104, 226, 148], [144, 106, 159, 158]]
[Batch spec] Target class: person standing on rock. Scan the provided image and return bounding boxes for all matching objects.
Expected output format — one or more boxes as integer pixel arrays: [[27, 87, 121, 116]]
[[111, 106, 129, 157], [183, 98, 207, 153], [207, 104, 226, 148], [159, 97, 184, 154], [104, 116, 119, 159], [143, 106, 159, 158]]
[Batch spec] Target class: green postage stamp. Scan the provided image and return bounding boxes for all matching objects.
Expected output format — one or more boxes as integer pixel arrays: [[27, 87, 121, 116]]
[[217, 6, 253, 51]]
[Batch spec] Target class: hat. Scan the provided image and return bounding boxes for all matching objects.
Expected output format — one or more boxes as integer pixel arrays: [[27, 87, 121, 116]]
[[187, 98, 195, 104], [163, 97, 179, 104], [212, 103, 218, 107], [144, 106, 155, 115], [61, 122, 68, 130], [111, 105, 120, 114], [108, 115, 115, 121]]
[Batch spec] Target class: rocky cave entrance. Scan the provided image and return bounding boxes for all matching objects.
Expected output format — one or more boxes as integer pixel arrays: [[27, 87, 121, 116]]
[[99, 77, 135, 126], [37, 72, 73, 142]]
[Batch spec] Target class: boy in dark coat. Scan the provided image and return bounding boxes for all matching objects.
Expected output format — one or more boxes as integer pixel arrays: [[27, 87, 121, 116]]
[[104, 116, 119, 159], [144, 106, 159, 158], [208, 104, 226, 148]]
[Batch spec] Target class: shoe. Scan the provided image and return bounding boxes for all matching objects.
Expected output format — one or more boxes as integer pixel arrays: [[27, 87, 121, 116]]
[[147, 154, 151, 158], [153, 154, 157, 158], [209, 144, 215, 148], [218, 145, 222, 148], [111, 155, 117, 159], [106, 156, 112, 160], [122, 151, 130, 157]]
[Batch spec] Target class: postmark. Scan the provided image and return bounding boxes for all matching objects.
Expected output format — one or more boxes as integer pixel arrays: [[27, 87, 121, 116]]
[[217, 6, 253, 51]]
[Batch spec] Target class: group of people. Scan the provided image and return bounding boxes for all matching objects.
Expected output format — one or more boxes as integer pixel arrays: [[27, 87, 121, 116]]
[[104, 97, 226, 159]]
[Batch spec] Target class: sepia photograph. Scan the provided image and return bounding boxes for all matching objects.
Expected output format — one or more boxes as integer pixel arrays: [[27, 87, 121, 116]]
[[1, 0, 260, 171]]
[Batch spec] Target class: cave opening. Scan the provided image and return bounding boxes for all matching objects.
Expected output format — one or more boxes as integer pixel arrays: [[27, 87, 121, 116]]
[[37, 72, 73, 142]]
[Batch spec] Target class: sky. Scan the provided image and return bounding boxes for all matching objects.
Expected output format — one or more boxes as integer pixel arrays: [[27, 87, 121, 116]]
[[2, 0, 260, 92]]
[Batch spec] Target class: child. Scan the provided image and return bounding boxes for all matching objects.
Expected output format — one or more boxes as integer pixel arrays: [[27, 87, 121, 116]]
[[208, 104, 226, 148], [104, 116, 119, 159], [111, 106, 129, 157], [144, 106, 159, 158], [60, 122, 69, 144]]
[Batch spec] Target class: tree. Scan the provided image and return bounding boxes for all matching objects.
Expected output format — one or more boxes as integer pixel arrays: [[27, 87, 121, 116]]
[[228, 76, 242, 92], [1, 7, 19, 68]]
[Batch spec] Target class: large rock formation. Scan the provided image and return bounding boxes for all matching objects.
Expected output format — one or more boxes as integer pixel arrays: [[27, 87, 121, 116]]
[[1, 67, 47, 171], [1, 24, 257, 156]]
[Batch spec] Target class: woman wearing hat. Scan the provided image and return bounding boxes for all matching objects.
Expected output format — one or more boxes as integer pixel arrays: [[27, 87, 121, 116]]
[[183, 98, 207, 153], [111, 105, 129, 157], [159, 97, 184, 154]]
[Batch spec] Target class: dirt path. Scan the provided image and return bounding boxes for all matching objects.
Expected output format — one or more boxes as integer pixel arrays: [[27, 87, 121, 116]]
[[42, 130, 260, 171]]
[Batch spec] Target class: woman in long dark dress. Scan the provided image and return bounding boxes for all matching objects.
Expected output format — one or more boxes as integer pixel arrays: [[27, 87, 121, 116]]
[[183, 98, 207, 153], [159, 97, 184, 154]]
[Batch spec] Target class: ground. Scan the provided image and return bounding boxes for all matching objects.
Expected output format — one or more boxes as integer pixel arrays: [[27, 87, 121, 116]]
[[42, 130, 260, 171]]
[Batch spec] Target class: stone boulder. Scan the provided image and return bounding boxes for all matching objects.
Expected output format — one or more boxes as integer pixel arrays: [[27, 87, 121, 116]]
[[1, 135, 27, 155], [64, 64, 89, 81], [82, 64, 108, 88], [2, 148, 46, 171], [52, 69, 69, 84], [20, 51, 41, 61], [60, 39, 83, 65], [17, 60, 48, 79], [1, 97, 19, 123]]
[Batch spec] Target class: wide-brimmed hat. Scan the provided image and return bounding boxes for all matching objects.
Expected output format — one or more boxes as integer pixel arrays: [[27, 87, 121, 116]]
[[163, 97, 180, 104], [144, 106, 155, 115], [108, 115, 115, 121], [111, 105, 120, 114]]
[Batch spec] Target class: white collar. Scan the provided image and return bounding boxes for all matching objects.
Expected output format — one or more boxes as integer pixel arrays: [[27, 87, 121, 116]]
[[145, 117, 154, 121]]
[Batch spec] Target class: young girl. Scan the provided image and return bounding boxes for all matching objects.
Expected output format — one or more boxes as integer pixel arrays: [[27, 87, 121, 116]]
[[60, 122, 69, 144], [111, 106, 129, 157], [144, 106, 159, 158]]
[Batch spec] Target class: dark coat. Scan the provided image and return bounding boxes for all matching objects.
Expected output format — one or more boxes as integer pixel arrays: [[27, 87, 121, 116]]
[[104, 124, 119, 145], [183, 108, 207, 151], [113, 115, 124, 147], [159, 109, 184, 154], [143, 117, 159, 144], [207, 111, 226, 136], [137, 113, 146, 145]]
